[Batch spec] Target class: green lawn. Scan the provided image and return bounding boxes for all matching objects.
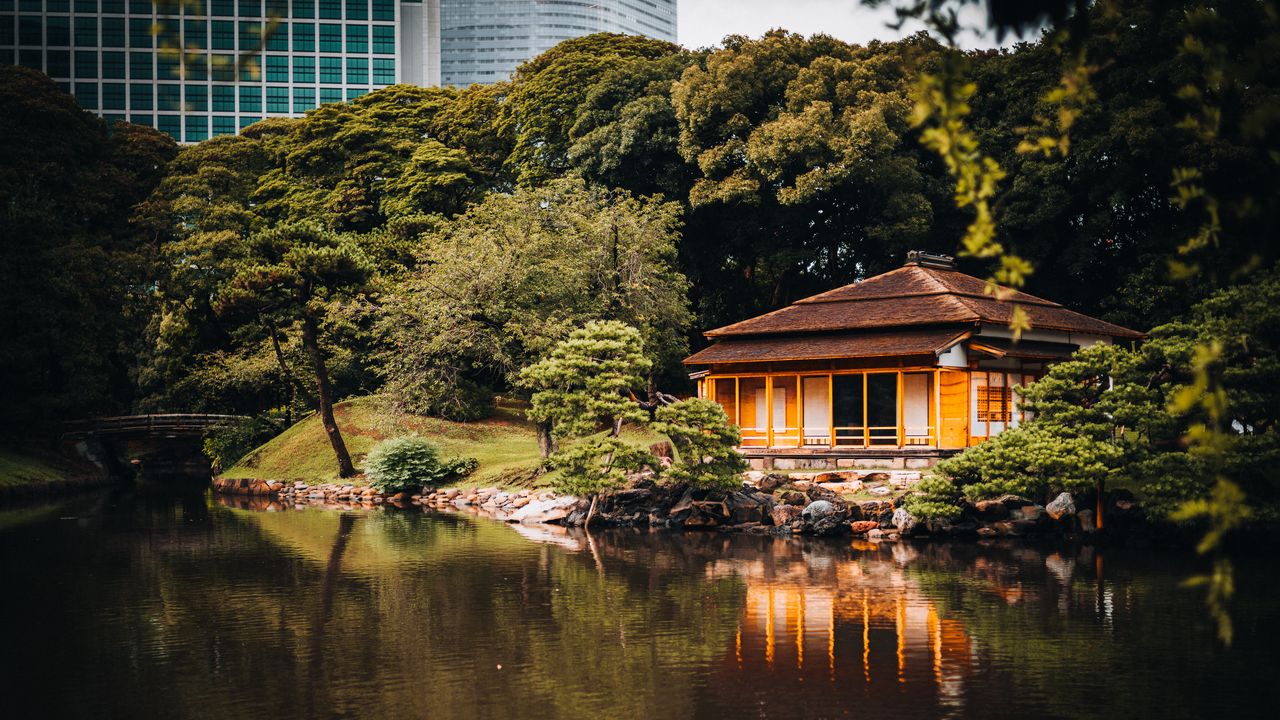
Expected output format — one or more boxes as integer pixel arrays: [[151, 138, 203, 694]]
[[0, 448, 74, 488], [223, 395, 674, 488]]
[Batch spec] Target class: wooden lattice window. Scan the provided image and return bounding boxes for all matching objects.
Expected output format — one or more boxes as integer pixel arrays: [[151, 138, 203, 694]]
[[976, 384, 1012, 423]]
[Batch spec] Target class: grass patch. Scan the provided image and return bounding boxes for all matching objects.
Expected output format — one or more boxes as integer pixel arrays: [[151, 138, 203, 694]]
[[223, 395, 675, 488], [223, 396, 544, 486], [0, 447, 74, 488]]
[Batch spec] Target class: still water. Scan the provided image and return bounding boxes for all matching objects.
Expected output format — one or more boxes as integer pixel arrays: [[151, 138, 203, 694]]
[[1, 488, 1277, 719]]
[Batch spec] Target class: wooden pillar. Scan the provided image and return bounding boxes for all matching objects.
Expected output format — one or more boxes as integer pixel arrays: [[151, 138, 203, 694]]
[[827, 374, 835, 448], [933, 369, 941, 448], [797, 375, 804, 448], [862, 373, 869, 447], [896, 371, 905, 448], [765, 375, 775, 449]]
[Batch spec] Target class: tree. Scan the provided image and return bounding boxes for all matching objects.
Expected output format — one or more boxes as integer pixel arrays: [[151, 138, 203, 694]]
[[212, 223, 374, 477], [0, 66, 177, 434], [380, 178, 692, 421], [650, 399, 747, 490], [520, 321, 657, 523]]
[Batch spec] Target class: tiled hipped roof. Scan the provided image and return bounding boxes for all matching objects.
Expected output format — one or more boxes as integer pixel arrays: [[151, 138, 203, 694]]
[[682, 328, 971, 365], [703, 264, 1143, 340]]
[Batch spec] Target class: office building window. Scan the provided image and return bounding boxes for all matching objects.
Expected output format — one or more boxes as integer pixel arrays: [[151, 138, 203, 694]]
[[130, 82, 152, 109], [265, 0, 288, 17], [211, 20, 234, 49], [239, 115, 261, 129], [185, 53, 207, 80], [318, 23, 340, 52], [345, 87, 365, 101], [320, 87, 341, 104], [101, 17, 125, 47], [239, 0, 260, 16], [103, 113, 126, 125], [129, 18, 152, 48], [74, 82, 98, 108], [129, 0, 151, 13], [157, 52, 180, 79], [239, 21, 262, 49], [239, 55, 260, 80], [19, 16, 41, 46], [207, 53, 232, 80], [157, 83, 180, 110], [291, 0, 313, 18], [266, 21, 287, 50], [212, 84, 235, 111], [239, 85, 262, 112], [372, 24, 393, 54], [371, 0, 392, 22], [292, 55, 314, 83], [346, 56, 366, 84], [345, 24, 366, 53], [319, 56, 341, 83], [372, 57, 393, 85], [102, 51, 125, 78], [102, 82, 126, 110], [130, 51, 152, 79], [75, 50, 97, 78], [47, 16, 71, 47], [47, 50, 71, 78], [266, 86, 288, 112], [213, 115, 236, 136], [292, 22, 314, 51], [101, 0, 123, 11], [48, 0, 71, 13], [185, 83, 207, 111], [75, 0, 98, 11], [345, 0, 366, 21], [184, 19, 207, 48], [157, 114, 180, 140], [19, 49, 43, 69], [130, 113, 153, 126], [74, 16, 97, 46], [265, 54, 287, 82], [293, 86, 315, 112], [19, 0, 41, 10], [211, 0, 233, 16], [318, 0, 339, 19], [0, 21, 13, 47], [185, 115, 208, 142]]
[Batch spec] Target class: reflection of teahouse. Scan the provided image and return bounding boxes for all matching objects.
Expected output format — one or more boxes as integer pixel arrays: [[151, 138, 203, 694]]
[[684, 251, 1143, 469]]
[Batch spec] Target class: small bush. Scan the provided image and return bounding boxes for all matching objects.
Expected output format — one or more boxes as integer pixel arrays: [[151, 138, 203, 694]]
[[903, 474, 965, 521], [203, 416, 282, 472], [549, 436, 656, 497], [364, 436, 477, 494]]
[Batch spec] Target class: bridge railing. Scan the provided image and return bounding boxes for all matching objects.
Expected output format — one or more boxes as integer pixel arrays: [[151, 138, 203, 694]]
[[63, 414, 248, 437]]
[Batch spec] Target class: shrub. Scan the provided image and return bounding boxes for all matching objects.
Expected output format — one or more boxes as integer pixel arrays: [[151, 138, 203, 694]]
[[364, 436, 477, 494], [549, 436, 656, 497], [651, 398, 746, 490], [203, 416, 282, 472], [902, 474, 965, 521]]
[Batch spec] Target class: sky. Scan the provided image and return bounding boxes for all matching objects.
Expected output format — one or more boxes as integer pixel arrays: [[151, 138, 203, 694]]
[[676, 0, 1003, 51]]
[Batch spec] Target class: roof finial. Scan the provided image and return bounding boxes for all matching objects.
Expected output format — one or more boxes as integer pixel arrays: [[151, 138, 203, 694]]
[[905, 250, 956, 270]]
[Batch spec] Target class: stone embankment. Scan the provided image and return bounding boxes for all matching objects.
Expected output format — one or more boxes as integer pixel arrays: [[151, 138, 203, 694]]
[[214, 469, 1145, 540]]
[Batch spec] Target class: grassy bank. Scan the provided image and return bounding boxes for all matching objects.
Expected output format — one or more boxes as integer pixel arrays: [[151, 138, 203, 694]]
[[222, 396, 545, 486], [0, 447, 80, 488]]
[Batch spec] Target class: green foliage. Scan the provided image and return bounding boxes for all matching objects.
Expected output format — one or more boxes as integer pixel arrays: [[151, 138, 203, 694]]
[[381, 178, 691, 417], [650, 399, 746, 490], [902, 474, 965, 521], [548, 436, 657, 497], [202, 416, 282, 472], [521, 321, 651, 439], [364, 436, 477, 494]]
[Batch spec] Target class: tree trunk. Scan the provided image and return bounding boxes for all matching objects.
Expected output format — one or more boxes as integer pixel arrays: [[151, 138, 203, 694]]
[[611, 415, 624, 437], [301, 314, 356, 478], [265, 319, 299, 425], [1096, 477, 1105, 531], [537, 421, 556, 459], [585, 493, 599, 528]]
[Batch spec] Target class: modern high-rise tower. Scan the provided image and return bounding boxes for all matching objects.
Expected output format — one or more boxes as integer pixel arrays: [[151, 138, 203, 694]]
[[438, 0, 677, 87], [0, 0, 442, 141]]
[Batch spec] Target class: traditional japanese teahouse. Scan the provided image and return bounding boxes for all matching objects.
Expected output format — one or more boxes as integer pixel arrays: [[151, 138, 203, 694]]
[[684, 251, 1143, 468]]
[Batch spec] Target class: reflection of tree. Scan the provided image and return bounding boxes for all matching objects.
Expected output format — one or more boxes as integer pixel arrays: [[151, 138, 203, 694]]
[[306, 512, 357, 712]]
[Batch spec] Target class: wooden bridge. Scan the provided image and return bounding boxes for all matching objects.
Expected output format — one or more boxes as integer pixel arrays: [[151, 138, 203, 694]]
[[62, 414, 245, 480]]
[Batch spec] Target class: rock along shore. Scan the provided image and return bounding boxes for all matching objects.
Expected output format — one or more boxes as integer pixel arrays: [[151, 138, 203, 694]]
[[212, 470, 1146, 542]]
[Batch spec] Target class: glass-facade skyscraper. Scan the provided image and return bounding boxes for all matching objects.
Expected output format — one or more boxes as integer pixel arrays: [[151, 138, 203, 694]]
[[0, 0, 442, 142], [439, 0, 677, 87]]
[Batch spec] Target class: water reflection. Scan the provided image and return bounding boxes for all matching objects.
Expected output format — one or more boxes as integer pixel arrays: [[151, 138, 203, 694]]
[[0, 490, 1276, 720]]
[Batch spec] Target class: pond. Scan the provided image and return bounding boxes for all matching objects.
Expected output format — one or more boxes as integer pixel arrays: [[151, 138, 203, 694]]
[[1, 487, 1277, 719]]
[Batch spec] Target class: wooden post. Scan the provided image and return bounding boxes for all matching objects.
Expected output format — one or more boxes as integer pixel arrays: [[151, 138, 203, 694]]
[[897, 371, 905, 448], [796, 375, 804, 448], [828, 373, 835, 448], [933, 369, 941, 448], [862, 373, 869, 447], [766, 375, 774, 449], [734, 376, 740, 427]]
